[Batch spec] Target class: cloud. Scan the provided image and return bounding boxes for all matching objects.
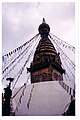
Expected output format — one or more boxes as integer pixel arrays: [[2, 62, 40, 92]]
[[2, 2, 75, 88], [2, 3, 75, 54]]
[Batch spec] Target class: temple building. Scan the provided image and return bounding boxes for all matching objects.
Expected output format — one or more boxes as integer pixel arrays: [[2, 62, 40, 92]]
[[28, 18, 65, 83], [6, 19, 74, 116]]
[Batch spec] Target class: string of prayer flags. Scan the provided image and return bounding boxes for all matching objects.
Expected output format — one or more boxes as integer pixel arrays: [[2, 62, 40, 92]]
[[59, 80, 75, 97], [50, 33, 75, 53], [14, 82, 28, 113], [3, 34, 39, 60], [27, 84, 34, 109]]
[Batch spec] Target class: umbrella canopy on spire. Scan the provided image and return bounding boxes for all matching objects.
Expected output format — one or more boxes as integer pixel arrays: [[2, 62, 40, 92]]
[[38, 18, 50, 37]]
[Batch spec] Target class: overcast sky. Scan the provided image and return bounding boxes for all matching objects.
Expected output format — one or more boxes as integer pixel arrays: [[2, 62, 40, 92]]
[[2, 2, 75, 88], [2, 2, 75, 55]]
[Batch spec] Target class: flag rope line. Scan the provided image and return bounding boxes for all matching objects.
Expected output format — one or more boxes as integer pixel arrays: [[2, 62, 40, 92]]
[[2, 33, 39, 58], [59, 80, 75, 97], [14, 76, 29, 113], [2, 35, 38, 81], [49, 34, 75, 67], [27, 83, 34, 109], [50, 33, 75, 52], [12, 76, 30, 99], [54, 38, 75, 78], [12, 35, 40, 90], [2, 34, 39, 74]]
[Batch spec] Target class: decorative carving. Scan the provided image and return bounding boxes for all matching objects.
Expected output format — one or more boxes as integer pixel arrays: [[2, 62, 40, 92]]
[[32, 72, 48, 83]]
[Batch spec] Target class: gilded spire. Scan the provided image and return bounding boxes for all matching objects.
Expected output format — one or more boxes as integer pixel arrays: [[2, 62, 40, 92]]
[[42, 18, 46, 23], [28, 19, 65, 83]]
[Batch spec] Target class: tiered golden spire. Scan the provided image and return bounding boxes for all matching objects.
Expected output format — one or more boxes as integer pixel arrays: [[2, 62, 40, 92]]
[[28, 19, 65, 83]]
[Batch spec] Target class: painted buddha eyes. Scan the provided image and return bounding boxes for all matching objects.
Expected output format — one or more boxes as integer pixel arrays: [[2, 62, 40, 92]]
[[54, 73, 62, 81]]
